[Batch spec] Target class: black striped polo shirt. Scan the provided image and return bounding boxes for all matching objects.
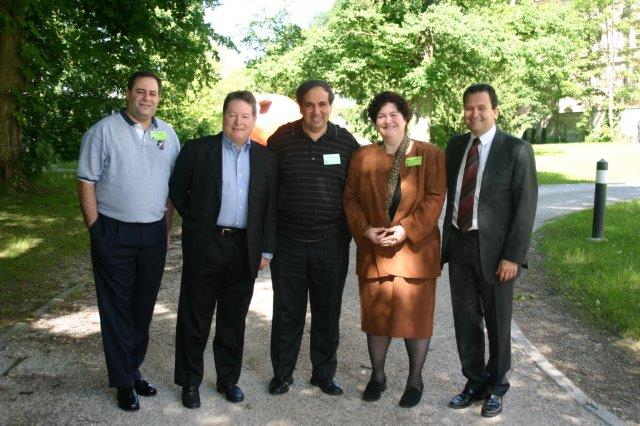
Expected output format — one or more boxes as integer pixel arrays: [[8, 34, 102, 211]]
[[267, 120, 360, 242]]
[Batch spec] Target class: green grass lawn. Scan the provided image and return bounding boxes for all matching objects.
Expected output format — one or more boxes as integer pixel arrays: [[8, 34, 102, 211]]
[[536, 172, 590, 185], [0, 172, 90, 334], [534, 142, 640, 184], [51, 160, 78, 171], [537, 199, 640, 340]]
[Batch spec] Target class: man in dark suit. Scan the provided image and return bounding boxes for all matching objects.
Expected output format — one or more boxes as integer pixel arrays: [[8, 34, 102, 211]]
[[441, 83, 537, 418], [169, 91, 276, 409]]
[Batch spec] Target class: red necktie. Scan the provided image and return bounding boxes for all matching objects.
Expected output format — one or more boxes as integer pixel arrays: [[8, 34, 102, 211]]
[[457, 138, 481, 233]]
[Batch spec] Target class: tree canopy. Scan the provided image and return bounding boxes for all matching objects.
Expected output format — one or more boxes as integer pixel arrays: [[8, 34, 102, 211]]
[[0, 0, 224, 183], [248, 0, 592, 146]]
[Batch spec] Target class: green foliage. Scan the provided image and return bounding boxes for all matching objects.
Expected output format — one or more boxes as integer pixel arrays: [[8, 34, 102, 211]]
[[573, 0, 640, 130], [19, 136, 59, 178], [585, 125, 614, 143], [9, 0, 223, 170], [248, 0, 591, 147], [338, 104, 377, 142], [243, 9, 303, 64], [538, 200, 640, 339]]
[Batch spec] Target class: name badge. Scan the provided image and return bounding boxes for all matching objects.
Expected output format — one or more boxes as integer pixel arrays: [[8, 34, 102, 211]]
[[405, 156, 422, 167], [323, 153, 341, 165], [150, 130, 167, 141]]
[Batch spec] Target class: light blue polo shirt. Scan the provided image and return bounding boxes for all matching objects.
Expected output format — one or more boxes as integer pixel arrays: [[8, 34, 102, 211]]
[[77, 109, 180, 223]]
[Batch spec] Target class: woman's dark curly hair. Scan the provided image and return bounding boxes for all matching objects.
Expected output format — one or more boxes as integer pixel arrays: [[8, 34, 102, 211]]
[[367, 91, 412, 124]]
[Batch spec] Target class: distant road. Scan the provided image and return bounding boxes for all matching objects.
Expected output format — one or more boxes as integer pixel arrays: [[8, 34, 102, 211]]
[[535, 183, 640, 230]]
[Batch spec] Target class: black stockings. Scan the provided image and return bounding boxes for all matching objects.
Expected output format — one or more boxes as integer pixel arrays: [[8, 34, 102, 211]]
[[367, 334, 391, 383], [404, 337, 430, 390], [366, 334, 430, 389]]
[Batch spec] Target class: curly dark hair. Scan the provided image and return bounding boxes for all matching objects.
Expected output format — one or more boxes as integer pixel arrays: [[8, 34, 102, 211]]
[[367, 91, 412, 124]]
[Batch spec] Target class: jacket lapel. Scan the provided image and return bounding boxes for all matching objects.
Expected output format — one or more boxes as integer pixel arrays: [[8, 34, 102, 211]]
[[480, 129, 506, 199], [206, 132, 223, 199], [484, 129, 506, 173], [449, 134, 469, 194], [248, 140, 263, 213]]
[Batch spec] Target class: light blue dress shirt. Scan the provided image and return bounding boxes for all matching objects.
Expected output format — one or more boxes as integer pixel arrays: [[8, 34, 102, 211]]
[[217, 134, 251, 229], [216, 134, 272, 260]]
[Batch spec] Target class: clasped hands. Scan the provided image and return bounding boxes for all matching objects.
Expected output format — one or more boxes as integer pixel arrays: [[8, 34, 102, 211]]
[[364, 225, 407, 247]]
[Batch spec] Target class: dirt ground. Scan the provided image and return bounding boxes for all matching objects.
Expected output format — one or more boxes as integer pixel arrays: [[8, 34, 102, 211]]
[[512, 237, 640, 423]]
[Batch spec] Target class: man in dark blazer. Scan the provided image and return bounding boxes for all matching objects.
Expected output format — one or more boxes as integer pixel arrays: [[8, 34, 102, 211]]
[[169, 91, 276, 409], [441, 84, 537, 418]]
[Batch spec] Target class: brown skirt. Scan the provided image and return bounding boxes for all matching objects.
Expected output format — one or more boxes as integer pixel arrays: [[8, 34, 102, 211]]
[[359, 276, 436, 338]]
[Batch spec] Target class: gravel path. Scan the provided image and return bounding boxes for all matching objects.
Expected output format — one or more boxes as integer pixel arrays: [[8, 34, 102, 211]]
[[0, 183, 638, 425]]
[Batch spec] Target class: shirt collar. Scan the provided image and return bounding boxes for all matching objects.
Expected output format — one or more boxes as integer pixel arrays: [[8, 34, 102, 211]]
[[292, 119, 338, 141], [222, 133, 252, 152], [470, 125, 497, 147], [119, 108, 158, 128]]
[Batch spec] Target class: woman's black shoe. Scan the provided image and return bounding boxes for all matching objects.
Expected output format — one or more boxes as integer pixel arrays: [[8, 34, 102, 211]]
[[362, 378, 387, 401], [399, 385, 423, 408]]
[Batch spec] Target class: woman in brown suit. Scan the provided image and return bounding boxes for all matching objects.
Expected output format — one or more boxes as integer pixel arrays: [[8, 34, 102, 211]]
[[344, 92, 446, 407]]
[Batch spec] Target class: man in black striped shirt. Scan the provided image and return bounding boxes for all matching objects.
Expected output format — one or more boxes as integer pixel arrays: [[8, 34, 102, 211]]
[[267, 80, 360, 396]]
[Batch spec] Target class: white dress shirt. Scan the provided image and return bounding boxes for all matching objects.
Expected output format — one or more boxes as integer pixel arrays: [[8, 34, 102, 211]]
[[452, 125, 497, 231]]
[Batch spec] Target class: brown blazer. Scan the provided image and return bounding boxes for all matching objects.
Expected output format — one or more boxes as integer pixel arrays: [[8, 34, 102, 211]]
[[344, 140, 446, 279]]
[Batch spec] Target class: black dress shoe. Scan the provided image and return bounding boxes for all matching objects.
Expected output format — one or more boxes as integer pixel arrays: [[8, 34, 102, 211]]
[[448, 387, 485, 409], [134, 378, 157, 397], [269, 375, 293, 395], [181, 386, 200, 409], [309, 377, 343, 396], [216, 383, 244, 403], [399, 385, 423, 408], [362, 378, 387, 401], [116, 387, 140, 411], [481, 394, 503, 417]]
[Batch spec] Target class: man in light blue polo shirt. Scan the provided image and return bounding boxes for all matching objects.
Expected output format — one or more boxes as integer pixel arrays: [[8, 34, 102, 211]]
[[77, 70, 180, 411]]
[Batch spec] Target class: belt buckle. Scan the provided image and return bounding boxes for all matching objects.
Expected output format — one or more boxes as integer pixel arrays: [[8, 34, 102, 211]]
[[221, 227, 232, 236]]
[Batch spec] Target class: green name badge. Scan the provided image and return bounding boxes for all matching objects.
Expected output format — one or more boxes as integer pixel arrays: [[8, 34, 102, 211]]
[[150, 130, 167, 141], [405, 156, 422, 167], [323, 153, 341, 165]]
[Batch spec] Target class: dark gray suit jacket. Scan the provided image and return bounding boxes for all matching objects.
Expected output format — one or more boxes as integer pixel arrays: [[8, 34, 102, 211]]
[[441, 129, 538, 285], [169, 132, 277, 279]]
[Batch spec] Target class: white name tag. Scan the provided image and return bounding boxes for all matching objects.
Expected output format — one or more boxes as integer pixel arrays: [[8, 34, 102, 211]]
[[323, 153, 341, 165]]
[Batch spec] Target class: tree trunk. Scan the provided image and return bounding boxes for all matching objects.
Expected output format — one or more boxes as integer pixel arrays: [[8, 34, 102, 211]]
[[0, 0, 24, 184]]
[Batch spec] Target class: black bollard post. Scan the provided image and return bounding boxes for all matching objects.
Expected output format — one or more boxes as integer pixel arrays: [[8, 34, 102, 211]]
[[591, 159, 608, 240]]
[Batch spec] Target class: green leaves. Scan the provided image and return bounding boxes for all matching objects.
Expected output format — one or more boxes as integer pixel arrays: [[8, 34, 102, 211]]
[[11, 0, 220, 167], [249, 0, 592, 147]]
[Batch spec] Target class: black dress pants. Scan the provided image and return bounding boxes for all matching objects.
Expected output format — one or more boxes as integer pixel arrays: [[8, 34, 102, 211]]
[[90, 214, 167, 388], [174, 231, 254, 388], [448, 228, 513, 396], [270, 233, 350, 380]]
